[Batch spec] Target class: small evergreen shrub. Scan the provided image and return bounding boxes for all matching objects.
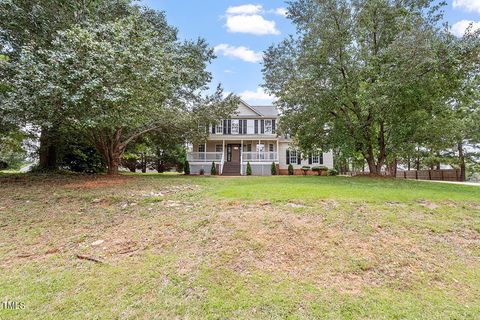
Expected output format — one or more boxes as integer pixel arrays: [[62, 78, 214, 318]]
[[312, 166, 328, 176], [246, 162, 252, 175], [211, 161, 217, 175], [184, 160, 190, 175], [288, 163, 294, 175], [301, 166, 311, 175], [328, 168, 338, 176], [271, 162, 277, 175]]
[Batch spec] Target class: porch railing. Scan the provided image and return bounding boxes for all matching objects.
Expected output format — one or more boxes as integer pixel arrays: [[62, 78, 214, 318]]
[[187, 152, 223, 162], [242, 152, 278, 162]]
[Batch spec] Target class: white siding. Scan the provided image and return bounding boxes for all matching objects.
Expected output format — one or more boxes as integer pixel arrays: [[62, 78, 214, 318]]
[[237, 103, 260, 116], [278, 142, 334, 169]]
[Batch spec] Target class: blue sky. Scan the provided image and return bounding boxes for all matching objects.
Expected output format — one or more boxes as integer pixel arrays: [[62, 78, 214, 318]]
[[138, 0, 479, 105]]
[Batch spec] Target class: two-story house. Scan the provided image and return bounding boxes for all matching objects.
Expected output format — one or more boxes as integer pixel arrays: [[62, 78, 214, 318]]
[[187, 101, 334, 175]]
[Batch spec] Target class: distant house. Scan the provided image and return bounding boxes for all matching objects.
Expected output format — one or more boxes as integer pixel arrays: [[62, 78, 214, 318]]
[[187, 100, 334, 175]]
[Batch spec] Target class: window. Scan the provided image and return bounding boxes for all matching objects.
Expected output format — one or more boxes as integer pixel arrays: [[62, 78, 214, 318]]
[[215, 144, 223, 152], [264, 120, 273, 134], [215, 122, 223, 134], [290, 150, 298, 165], [311, 152, 323, 164], [231, 120, 239, 134], [269, 144, 274, 152], [257, 143, 265, 159], [198, 145, 205, 153], [243, 144, 252, 152]]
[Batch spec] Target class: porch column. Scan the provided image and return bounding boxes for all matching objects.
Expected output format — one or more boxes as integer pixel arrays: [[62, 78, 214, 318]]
[[204, 142, 207, 161], [240, 139, 244, 175], [276, 140, 279, 162]]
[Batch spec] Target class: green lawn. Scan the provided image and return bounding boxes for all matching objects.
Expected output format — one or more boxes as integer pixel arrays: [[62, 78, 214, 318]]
[[1, 174, 479, 319]]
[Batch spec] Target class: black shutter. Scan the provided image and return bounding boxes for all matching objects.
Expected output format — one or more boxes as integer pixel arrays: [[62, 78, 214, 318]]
[[228, 120, 231, 134], [212, 124, 216, 134], [297, 152, 301, 165], [272, 120, 276, 134], [243, 120, 247, 134], [261, 120, 264, 134], [308, 154, 312, 165], [286, 149, 290, 165], [320, 153, 323, 165], [254, 120, 258, 134], [223, 120, 227, 134], [239, 120, 243, 134]]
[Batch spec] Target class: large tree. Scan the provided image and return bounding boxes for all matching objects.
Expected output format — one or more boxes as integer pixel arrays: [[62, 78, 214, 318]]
[[263, 0, 475, 175], [0, 0, 133, 169], [7, 13, 237, 174]]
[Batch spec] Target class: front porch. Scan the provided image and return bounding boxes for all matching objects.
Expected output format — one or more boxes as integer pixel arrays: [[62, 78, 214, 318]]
[[187, 140, 279, 175]]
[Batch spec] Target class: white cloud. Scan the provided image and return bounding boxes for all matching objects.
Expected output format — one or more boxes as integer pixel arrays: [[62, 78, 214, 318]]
[[453, 0, 480, 13], [226, 4, 262, 15], [224, 69, 234, 74], [226, 14, 280, 35], [451, 20, 480, 37], [273, 7, 288, 17], [240, 87, 274, 102], [214, 44, 263, 63]]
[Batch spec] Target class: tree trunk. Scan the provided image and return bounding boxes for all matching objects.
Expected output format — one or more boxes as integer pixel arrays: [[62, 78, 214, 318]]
[[387, 159, 397, 177], [92, 129, 124, 175], [39, 127, 59, 170], [458, 141, 466, 182]]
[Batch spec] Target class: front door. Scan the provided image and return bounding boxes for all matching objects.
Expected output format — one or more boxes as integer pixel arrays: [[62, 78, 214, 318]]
[[227, 144, 241, 162]]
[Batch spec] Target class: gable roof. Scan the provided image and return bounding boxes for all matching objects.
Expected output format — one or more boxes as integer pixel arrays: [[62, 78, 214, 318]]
[[239, 100, 263, 116], [236, 99, 279, 117], [250, 105, 279, 117]]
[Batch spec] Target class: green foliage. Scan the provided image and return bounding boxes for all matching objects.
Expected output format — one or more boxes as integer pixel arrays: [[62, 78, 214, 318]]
[[0, 128, 27, 170], [58, 138, 105, 173], [312, 166, 328, 176], [263, 0, 477, 174], [271, 162, 277, 175], [288, 164, 294, 175], [246, 162, 252, 176], [6, 11, 238, 174], [301, 166, 310, 175], [328, 168, 338, 176], [184, 160, 190, 175], [211, 161, 217, 176]]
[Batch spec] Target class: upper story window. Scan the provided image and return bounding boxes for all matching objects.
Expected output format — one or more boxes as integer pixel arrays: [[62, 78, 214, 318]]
[[265, 120, 273, 134], [213, 119, 276, 135], [231, 120, 239, 134], [215, 122, 223, 134]]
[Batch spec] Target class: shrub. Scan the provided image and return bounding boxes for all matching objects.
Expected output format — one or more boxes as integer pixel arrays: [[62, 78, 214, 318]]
[[312, 165, 328, 176], [301, 165, 310, 175], [184, 160, 190, 175], [246, 161, 252, 175], [271, 162, 277, 175], [288, 163, 294, 175], [211, 161, 217, 175], [199, 168, 205, 175], [328, 168, 338, 176]]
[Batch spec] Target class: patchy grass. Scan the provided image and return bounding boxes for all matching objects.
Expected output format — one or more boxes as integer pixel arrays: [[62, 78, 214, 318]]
[[0, 173, 479, 319]]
